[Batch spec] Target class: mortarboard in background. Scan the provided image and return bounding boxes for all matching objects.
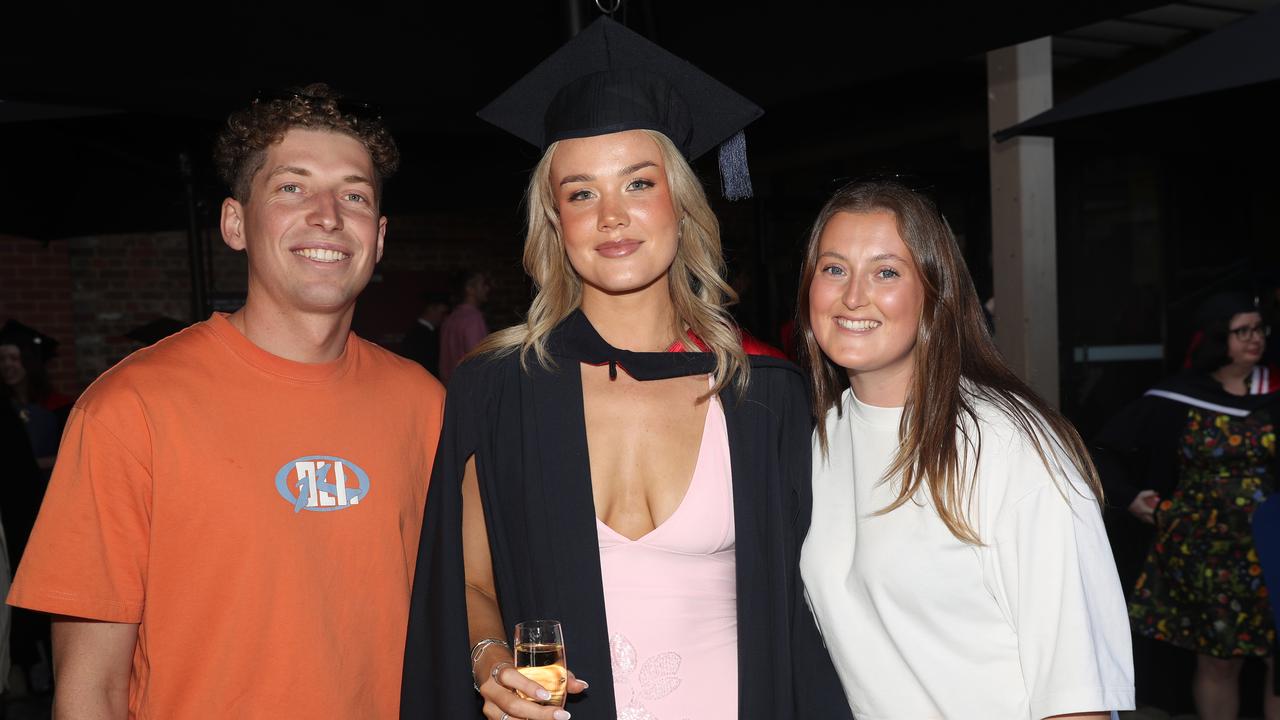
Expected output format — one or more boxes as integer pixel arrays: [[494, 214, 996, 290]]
[[1192, 290, 1256, 331], [0, 319, 59, 364]]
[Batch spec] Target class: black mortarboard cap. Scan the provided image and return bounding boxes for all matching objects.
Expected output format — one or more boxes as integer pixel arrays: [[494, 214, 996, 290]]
[[0, 319, 59, 364], [1194, 291, 1256, 332], [478, 16, 763, 200]]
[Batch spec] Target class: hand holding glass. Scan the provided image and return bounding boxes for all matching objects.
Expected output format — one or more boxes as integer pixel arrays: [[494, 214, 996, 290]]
[[514, 620, 567, 707]]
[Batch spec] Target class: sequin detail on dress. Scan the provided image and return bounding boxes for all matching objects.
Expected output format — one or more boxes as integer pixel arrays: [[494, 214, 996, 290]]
[[611, 633, 689, 720]]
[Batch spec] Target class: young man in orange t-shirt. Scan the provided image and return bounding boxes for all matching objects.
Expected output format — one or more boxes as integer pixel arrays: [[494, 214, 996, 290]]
[[7, 85, 445, 719]]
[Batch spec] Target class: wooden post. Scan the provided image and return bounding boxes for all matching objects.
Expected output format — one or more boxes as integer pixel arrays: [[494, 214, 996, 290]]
[[987, 38, 1059, 406]]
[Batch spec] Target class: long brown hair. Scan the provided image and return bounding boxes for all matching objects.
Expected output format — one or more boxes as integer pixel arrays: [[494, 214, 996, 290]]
[[795, 179, 1103, 544], [474, 130, 749, 396]]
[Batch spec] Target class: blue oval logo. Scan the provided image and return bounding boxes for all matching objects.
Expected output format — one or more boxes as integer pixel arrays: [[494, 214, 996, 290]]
[[275, 455, 370, 513]]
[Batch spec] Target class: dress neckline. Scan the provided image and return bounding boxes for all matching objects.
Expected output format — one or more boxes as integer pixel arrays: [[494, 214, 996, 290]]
[[595, 394, 720, 544]]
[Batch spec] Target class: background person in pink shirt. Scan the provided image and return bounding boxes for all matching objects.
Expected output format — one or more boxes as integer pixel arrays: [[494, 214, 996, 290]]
[[439, 268, 490, 383]]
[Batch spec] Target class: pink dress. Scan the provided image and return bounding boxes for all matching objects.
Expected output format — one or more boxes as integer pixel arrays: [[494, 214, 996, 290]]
[[597, 395, 738, 720]]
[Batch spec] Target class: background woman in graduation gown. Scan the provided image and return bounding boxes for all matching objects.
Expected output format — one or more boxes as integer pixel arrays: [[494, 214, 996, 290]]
[[400, 17, 849, 720], [796, 180, 1134, 718], [1096, 291, 1280, 720]]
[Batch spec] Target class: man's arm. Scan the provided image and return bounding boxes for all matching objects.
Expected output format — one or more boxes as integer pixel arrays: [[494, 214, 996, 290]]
[[52, 617, 139, 720]]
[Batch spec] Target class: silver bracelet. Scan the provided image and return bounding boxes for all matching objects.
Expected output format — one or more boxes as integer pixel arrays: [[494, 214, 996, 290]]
[[470, 637, 511, 692]]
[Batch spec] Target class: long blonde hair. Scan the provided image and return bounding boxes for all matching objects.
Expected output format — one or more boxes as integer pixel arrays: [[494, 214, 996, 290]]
[[796, 180, 1103, 544], [475, 130, 749, 395]]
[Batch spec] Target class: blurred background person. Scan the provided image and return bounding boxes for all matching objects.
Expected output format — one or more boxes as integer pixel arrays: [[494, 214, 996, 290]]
[[0, 321, 72, 475], [0, 321, 65, 697], [1095, 290, 1280, 720], [0, 399, 41, 702], [438, 268, 490, 384], [400, 291, 450, 378]]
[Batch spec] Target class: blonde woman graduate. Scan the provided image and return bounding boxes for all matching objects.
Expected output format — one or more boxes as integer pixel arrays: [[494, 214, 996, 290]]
[[401, 17, 849, 720]]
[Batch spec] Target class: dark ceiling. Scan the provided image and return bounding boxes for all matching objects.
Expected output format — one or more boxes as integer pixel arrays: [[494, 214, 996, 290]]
[[0, 0, 1179, 239]]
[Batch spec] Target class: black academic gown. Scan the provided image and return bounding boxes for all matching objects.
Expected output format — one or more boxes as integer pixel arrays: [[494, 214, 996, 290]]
[[401, 310, 850, 719], [1, 398, 43, 569], [1093, 372, 1280, 703], [1093, 372, 1280, 507]]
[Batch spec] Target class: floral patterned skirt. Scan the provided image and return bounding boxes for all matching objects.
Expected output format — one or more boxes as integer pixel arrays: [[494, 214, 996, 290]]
[[1129, 410, 1276, 657]]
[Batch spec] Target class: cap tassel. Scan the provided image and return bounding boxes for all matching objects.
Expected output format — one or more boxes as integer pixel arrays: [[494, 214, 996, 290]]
[[718, 130, 754, 201]]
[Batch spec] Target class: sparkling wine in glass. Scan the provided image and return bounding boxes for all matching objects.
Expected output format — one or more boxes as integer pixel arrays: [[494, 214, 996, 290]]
[[514, 619, 567, 707]]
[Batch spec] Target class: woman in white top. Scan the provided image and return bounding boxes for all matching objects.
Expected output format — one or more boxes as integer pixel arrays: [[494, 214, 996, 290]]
[[795, 179, 1135, 719]]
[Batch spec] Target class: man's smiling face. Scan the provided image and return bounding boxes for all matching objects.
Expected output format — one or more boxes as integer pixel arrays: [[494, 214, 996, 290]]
[[221, 127, 386, 317]]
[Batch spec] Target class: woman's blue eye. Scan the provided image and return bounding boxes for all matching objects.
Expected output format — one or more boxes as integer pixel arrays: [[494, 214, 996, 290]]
[[820, 265, 846, 277], [876, 268, 901, 280], [568, 189, 593, 202], [627, 178, 656, 191]]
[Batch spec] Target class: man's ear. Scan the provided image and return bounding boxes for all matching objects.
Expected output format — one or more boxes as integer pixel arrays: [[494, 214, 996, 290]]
[[376, 216, 387, 263], [221, 198, 247, 251]]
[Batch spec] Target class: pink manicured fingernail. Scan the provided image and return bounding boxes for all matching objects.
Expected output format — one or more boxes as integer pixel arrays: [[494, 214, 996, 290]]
[[553, 711, 571, 720], [537, 688, 551, 701], [578, 680, 590, 689]]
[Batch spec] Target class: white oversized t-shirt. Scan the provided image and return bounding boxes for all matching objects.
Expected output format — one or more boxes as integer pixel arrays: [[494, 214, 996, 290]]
[[800, 389, 1134, 719]]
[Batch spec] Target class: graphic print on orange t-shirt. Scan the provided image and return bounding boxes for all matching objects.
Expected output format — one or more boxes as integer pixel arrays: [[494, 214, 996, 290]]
[[277, 455, 372, 512]]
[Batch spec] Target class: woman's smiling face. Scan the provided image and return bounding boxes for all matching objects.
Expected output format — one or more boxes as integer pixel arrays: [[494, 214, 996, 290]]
[[550, 129, 680, 298], [808, 210, 925, 404]]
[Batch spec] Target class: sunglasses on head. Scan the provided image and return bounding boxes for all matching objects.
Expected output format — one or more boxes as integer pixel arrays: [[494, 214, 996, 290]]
[[253, 89, 383, 122]]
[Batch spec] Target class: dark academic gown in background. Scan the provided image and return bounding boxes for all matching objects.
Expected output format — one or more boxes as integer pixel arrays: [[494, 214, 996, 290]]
[[1, 399, 43, 568], [400, 319, 441, 378], [401, 310, 850, 719], [1092, 373, 1277, 506], [2, 398, 49, 670], [1094, 372, 1280, 594], [1093, 372, 1280, 710]]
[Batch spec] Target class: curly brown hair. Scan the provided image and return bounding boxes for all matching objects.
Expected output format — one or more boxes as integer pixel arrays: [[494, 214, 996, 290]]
[[214, 83, 400, 204]]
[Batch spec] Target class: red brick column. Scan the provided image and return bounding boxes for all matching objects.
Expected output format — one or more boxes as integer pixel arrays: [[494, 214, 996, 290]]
[[0, 234, 78, 395]]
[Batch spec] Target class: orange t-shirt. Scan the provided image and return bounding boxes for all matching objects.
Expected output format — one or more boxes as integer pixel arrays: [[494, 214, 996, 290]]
[[8, 313, 444, 719]]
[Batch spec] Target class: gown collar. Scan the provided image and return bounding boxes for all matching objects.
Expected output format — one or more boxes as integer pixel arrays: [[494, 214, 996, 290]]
[[547, 308, 717, 381], [1146, 371, 1280, 417]]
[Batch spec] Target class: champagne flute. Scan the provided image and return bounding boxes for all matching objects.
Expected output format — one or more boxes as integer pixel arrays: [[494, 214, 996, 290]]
[[513, 619, 567, 707]]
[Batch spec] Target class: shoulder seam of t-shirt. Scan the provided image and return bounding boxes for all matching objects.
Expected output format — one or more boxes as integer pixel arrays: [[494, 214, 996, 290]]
[[79, 406, 154, 479], [991, 481, 1097, 539], [1007, 481, 1063, 509]]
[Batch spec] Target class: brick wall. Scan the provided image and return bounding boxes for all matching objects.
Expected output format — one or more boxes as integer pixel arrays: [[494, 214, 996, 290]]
[[3, 211, 528, 393], [358, 213, 528, 348], [64, 229, 254, 389], [0, 234, 77, 394], [68, 231, 203, 388]]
